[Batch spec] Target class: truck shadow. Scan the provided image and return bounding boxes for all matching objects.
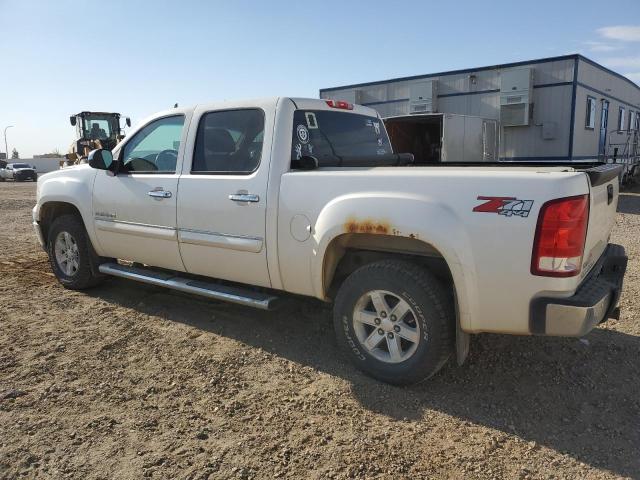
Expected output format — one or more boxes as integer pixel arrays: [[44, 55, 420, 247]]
[[89, 283, 639, 478]]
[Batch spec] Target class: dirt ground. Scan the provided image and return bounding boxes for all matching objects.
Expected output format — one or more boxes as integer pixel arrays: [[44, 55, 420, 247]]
[[0, 181, 638, 480]]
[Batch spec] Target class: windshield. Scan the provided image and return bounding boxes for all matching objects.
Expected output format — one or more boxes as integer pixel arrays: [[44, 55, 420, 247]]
[[290, 110, 391, 167], [82, 115, 118, 140], [11, 163, 30, 168]]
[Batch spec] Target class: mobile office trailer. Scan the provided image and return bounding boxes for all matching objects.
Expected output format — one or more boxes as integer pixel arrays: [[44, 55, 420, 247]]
[[320, 54, 640, 180]]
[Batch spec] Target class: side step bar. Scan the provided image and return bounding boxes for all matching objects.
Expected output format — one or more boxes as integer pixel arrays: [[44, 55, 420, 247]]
[[98, 263, 279, 310]]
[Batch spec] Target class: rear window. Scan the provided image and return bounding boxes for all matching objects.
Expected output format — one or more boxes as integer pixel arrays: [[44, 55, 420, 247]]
[[290, 110, 391, 167]]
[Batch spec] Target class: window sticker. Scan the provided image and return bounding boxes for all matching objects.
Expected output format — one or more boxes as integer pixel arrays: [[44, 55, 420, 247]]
[[296, 124, 310, 144], [307, 143, 314, 154], [373, 122, 380, 135], [294, 143, 303, 160], [305, 112, 318, 129], [377, 148, 387, 155]]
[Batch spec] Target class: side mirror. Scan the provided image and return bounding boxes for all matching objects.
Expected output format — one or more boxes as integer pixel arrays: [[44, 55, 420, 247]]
[[298, 155, 319, 170], [88, 149, 114, 171], [70, 116, 77, 126], [126, 117, 131, 127]]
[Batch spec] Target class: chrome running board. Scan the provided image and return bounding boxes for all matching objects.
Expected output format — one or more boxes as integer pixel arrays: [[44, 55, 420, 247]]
[[98, 262, 278, 310]]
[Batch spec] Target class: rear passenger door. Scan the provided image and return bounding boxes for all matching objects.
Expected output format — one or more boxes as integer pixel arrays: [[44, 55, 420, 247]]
[[177, 105, 273, 287]]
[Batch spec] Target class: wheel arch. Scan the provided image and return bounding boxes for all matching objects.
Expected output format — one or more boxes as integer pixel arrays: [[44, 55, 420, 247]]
[[322, 233, 452, 297], [38, 201, 85, 247]]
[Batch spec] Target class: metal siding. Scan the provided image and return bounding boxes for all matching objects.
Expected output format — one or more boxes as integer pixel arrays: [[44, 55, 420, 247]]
[[571, 85, 602, 158], [574, 59, 640, 159], [501, 84, 572, 158]]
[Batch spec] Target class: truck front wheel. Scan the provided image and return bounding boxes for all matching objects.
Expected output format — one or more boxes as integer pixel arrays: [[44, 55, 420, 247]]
[[333, 260, 454, 385], [47, 214, 104, 290]]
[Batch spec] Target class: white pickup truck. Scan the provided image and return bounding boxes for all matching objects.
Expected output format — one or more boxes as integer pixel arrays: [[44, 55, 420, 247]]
[[32, 97, 627, 384]]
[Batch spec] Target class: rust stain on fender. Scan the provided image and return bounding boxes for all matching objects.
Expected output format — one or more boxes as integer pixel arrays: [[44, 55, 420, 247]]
[[344, 217, 390, 235], [344, 218, 420, 239]]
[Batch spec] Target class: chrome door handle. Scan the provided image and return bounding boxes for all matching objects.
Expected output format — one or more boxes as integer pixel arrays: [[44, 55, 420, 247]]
[[147, 190, 172, 198], [228, 193, 259, 203]]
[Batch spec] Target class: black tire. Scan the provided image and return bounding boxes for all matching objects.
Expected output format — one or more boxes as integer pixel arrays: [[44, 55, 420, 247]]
[[47, 214, 104, 290], [0, 177, 5, 182], [333, 260, 454, 385]]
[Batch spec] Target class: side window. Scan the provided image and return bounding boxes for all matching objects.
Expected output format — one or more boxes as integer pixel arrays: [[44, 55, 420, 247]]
[[121, 115, 185, 173], [585, 96, 596, 129], [192, 109, 264, 174], [618, 107, 626, 131]]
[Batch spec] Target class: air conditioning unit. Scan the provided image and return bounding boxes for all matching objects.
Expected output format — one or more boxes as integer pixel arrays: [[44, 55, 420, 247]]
[[409, 80, 438, 114], [500, 68, 533, 126]]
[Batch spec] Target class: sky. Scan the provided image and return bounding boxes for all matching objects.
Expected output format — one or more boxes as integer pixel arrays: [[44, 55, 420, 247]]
[[1, 0, 639, 158]]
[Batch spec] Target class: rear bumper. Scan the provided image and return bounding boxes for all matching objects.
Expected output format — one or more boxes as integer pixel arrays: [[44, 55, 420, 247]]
[[530, 244, 627, 336]]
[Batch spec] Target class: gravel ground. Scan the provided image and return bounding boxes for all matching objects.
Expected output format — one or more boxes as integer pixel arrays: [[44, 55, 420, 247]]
[[0, 181, 638, 480]]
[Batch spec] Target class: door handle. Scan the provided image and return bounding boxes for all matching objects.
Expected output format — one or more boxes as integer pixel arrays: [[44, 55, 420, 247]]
[[147, 190, 172, 199], [228, 193, 259, 203]]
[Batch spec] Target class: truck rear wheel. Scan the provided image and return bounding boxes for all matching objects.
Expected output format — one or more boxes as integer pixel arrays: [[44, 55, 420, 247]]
[[47, 214, 104, 290], [333, 260, 454, 385]]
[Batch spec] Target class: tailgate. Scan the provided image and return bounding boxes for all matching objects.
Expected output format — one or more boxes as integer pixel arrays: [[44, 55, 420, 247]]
[[581, 165, 622, 278]]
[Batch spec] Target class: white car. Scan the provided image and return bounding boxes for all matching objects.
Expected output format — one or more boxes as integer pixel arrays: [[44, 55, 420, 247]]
[[0, 162, 37, 182], [32, 97, 627, 384]]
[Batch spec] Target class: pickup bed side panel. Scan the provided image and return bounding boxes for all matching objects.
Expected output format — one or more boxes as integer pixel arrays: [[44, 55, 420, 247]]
[[278, 168, 590, 334]]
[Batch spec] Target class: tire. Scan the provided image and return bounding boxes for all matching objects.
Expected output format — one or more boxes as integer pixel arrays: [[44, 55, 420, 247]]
[[47, 214, 104, 290], [333, 260, 454, 385]]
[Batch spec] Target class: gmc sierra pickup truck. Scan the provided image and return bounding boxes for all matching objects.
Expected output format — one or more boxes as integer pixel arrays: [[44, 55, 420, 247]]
[[32, 97, 627, 384]]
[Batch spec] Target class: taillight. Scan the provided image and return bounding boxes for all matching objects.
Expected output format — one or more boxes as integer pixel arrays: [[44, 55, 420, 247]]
[[325, 99, 354, 110], [531, 195, 589, 277]]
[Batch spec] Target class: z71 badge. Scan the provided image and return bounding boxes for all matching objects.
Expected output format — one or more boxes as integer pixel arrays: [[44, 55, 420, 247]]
[[473, 196, 534, 218]]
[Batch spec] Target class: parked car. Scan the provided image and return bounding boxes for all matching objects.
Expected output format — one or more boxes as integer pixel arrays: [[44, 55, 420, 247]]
[[32, 97, 627, 384], [0, 163, 37, 182]]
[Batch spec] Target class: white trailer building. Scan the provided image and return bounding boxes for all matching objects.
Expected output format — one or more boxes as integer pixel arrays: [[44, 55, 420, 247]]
[[320, 54, 640, 177]]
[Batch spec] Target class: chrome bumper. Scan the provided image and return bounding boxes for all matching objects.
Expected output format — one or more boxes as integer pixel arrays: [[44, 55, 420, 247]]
[[530, 244, 627, 336]]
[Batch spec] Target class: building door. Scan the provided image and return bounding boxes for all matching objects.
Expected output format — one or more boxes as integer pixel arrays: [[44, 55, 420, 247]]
[[599, 100, 609, 158]]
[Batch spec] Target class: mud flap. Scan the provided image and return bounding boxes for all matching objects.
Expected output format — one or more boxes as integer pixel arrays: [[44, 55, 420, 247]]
[[454, 291, 470, 365]]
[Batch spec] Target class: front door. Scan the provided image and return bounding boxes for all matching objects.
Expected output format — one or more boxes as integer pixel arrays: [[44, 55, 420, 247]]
[[176, 106, 272, 287], [92, 114, 188, 271], [599, 100, 609, 158]]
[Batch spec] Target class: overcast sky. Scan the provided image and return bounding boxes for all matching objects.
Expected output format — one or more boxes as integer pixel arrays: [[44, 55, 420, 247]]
[[1, 0, 639, 157]]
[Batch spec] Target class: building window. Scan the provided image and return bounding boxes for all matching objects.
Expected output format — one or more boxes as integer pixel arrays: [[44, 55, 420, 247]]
[[618, 107, 626, 131], [629, 111, 636, 131], [585, 96, 596, 129]]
